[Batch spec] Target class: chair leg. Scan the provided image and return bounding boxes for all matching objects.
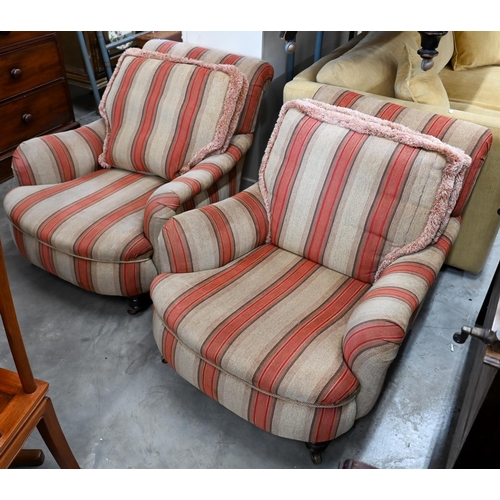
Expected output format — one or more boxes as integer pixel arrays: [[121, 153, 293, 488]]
[[305, 440, 332, 465], [36, 398, 79, 469], [9, 449, 45, 468], [127, 293, 152, 315]]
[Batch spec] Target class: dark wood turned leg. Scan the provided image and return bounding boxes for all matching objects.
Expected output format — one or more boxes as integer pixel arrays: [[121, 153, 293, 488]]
[[9, 449, 45, 468], [305, 440, 331, 465], [127, 293, 152, 315]]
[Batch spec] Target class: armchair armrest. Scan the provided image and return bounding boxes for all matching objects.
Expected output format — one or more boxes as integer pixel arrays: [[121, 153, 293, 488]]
[[145, 133, 253, 247], [12, 119, 106, 186], [342, 217, 461, 418], [155, 182, 268, 274]]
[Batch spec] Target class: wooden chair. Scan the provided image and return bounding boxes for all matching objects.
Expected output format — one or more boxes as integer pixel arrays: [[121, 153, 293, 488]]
[[0, 238, 79, 469]]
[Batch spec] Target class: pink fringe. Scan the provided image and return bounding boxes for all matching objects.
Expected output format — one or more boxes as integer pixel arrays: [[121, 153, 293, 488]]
[[98, 47, 249, 174], [258, 99, 471, 281]]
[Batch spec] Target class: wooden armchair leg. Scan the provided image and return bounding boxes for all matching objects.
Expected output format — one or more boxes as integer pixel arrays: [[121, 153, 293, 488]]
[[127, 293, 152, 315], [36, 398, 80, 469], [9, 449, 45, 468]]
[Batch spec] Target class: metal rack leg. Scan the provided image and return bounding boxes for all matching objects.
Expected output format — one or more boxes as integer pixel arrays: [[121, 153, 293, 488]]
[[76, 31, 101, 108]]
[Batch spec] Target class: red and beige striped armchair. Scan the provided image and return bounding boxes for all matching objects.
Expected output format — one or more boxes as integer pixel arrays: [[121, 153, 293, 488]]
[[150, 95, 492, 463], [3, 41, 273, 313]]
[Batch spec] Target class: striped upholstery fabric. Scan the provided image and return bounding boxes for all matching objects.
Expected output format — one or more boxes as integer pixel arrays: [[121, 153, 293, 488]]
[[12, 119, 106, 187], [99, 48, 249, 179], [4, 43, 273, 298], [259, 100, 471, 283], [151, 98, 492, 446], [311, 86, 493, 217], [4, 169, 165, 296], [143, 39, 275, 135]]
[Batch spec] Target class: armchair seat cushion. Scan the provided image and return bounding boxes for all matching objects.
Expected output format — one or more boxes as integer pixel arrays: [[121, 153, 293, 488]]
[[439, 65, 500, 113], [152, 244, 370, 409], [4, 168, 165, 296]]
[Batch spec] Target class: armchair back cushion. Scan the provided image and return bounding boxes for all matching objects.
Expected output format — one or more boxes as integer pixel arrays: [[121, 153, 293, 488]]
[[142, 39, 275, 136], [259, 100, 471, 283], [451, 31, 500, 71], [98, 48, 249, 180]]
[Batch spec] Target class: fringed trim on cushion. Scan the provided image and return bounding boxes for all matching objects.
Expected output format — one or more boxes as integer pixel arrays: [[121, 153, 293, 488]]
[[258, 99, 471, 281], [98, 47, 249, 175]]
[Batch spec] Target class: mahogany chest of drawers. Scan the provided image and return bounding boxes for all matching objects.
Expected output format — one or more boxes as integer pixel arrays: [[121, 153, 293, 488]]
[[0, 31, 78, 182]]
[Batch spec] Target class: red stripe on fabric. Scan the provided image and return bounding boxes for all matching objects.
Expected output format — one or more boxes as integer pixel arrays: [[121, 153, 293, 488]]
[[381, 261, 436, 285], [9, 170, 105, 226], [305, 131, 369, 263], [153, 40, 178, 54], [36, 172, 143, 245], [122, 234, 152, 261], [237, 191, 269, 245], [120, 262, 142, 296], [162, 218, 193, 273], [12, 227, 28, 259], [165, 67, 211, 178], [73, 190, 155, 260], [333, 91, 363, 108], [270, 116, 323, 243], [12, 148, 36, 186], [317, 366, 359, 406], [310, 407, 342, 443], [434, 232, 453, 255], [236, 64, 273, 134], [165, 244, 277, 332], [201, 258, 320, 365], [249, 390, 275, 433], [220, 54, 243, 65], [105, 57, 144, 165], [453, 130, 493, 216], [376, 103, 405, 121], [131, 61, 176, 173], [423, 114, 454, 138], [198, 361, 219, 400], [43, 136, 75, 182], [354, 144, 419, 282], [202, 205, 235, 267], [144, 191, 181, 241], [254, 278, 368, 399], [39, 242, 56, 275], [162, 328, 178, 370], [363, 286, 420, 312], [77, 125, 104, 160], [186, 47, 210, 60], [75, 256, 94, 292], [343, 320, 404, 366]]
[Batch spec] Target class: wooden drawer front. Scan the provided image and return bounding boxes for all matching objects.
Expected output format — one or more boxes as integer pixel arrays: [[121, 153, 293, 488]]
[[0, 31, 53, 50], [0, 39, 64, 101], [0, 82, 72, 153]]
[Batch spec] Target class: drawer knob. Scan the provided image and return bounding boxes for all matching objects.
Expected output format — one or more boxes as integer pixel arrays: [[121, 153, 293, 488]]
[[22, 113, 33, 124], [11, 68, 22, 79]]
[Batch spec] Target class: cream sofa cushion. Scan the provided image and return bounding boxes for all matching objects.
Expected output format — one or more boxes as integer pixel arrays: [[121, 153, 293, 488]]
[[451, 31, 500, 71], [440, 65, 500, 112], [316, 31, 454, 98], [395, 43, 450, 108]]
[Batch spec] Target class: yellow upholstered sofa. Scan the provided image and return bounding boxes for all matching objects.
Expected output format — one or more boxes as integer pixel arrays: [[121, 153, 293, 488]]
[[284, 31, 500, 274]]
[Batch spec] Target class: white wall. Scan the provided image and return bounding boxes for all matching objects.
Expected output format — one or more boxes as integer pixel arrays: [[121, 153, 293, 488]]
[[182, 31, 263, 58]]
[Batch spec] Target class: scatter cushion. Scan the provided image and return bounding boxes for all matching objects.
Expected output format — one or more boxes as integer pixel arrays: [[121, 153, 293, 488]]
[[451, 31, 500, 71], [98, 48, 249, 180], [395, 43, 450, 108], [315, 31, 454, 98], [258, 99, 471, 283]]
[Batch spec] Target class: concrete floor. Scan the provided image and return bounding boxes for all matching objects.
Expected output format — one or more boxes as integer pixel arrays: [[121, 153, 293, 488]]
[[1, 86, 499, 469]]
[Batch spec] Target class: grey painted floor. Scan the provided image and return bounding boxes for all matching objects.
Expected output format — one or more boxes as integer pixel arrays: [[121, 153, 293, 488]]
[[1, 86, 499, 469]]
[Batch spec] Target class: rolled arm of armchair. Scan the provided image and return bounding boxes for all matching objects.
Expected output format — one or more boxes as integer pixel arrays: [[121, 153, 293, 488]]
[[343, 217, 461, 418], [145, 133, 253, 245], [12, 118, 106, 186], [154, 182, 268, 274]]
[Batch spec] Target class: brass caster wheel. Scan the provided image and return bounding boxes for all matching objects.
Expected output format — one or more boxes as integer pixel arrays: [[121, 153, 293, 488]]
[[310, 451, 322, 465]]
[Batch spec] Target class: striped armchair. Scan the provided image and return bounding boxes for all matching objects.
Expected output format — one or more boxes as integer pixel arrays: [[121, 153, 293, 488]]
[[2, 41, 273, 313], [150, 97, 492, 463]]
